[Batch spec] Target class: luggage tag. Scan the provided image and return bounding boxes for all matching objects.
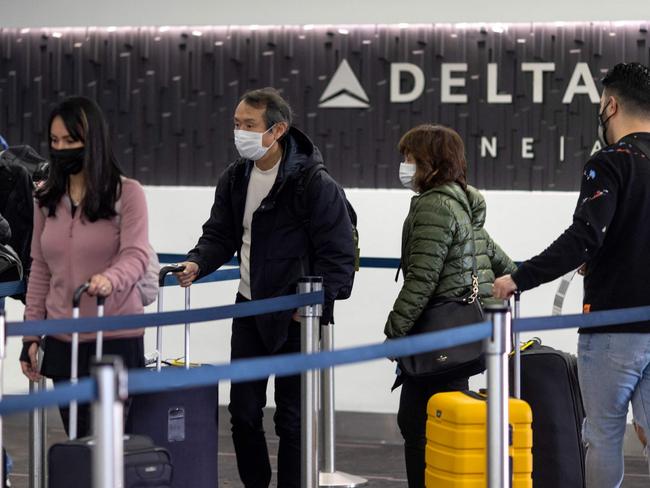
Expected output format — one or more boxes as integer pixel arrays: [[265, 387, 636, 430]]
[[167, 407, 186, 443]]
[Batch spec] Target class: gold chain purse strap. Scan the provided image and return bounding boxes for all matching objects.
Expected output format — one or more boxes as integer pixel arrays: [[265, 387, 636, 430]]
[[466, 213, 480, 304]]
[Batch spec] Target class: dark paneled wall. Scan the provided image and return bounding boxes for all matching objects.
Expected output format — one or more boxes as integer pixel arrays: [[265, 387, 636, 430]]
[[0, 23, 649, 190]]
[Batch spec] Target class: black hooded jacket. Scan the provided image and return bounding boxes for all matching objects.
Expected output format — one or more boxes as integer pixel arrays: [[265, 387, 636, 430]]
[[187, 127, 355, 352], [0, 149, 34, 277], [0, 213, 10, 245]]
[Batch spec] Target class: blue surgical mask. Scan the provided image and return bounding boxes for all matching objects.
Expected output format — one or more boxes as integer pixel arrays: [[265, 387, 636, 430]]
[[233, 125, 276, 161], [399, 162, 416, 190]]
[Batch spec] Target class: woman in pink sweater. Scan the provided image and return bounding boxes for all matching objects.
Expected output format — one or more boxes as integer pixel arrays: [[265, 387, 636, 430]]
[[19, 96, 150, 437]]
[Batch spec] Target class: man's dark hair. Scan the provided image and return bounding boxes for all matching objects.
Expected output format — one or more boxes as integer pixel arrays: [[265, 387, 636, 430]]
[[240, 87, 293, 131], [602, 62, 650, 117]]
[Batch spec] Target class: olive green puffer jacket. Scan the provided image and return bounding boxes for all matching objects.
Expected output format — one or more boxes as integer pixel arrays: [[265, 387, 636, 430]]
[[385, 183, 516, 338]]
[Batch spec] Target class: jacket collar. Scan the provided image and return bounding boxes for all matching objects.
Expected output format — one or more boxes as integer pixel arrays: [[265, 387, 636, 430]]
[[241, 126, 322, 182], [420, 183, 487, 230]]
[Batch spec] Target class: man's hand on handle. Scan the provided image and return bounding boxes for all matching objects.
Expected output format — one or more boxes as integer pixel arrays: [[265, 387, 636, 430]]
[[174, 261, 200, 287], [492, 274, 518, 300]]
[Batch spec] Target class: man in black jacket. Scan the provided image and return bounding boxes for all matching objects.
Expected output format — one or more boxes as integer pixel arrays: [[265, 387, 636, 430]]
[[176, 87, 355, 487], [494, 63, 650, 487], [0, 146, 37, 283]]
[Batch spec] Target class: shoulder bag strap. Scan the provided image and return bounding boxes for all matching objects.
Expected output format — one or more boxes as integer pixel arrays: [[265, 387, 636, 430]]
[[467, 203, 480, 304], [630, 137, 650, 161]]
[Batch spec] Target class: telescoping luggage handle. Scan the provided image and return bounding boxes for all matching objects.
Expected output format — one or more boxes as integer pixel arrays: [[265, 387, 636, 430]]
[[70, 283, 106, 440], [157, 265, 191, 372], [512, 291, 521, 399]]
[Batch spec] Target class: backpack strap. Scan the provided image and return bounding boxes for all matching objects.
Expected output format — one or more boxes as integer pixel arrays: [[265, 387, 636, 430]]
[[619, 134, 650, 159], [295, 163, 326, 217], [628, 136, 650, 161], [302, 163, 326, 196]]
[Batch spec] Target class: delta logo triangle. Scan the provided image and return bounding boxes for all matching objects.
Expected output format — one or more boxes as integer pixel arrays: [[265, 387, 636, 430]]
[[318, 59, 370, 109]]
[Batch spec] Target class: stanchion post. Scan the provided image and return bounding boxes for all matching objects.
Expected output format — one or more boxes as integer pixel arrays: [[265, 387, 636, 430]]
[[319, 322, 367, 487], [513, 291, 521, 399], [92, 356, 127, 488], [0, 310, 5, 486], [299, 277, 322, 488], [29, 348, 47, 488], [485, 302, 511, 488]]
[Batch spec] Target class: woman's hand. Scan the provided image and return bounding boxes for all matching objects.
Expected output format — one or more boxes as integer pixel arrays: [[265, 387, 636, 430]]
[[87, 274, 113, 297], [20, 342, 42, 381]]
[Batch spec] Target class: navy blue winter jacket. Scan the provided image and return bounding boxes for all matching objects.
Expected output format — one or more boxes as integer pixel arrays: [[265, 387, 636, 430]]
[[186, 127, 355, 352]]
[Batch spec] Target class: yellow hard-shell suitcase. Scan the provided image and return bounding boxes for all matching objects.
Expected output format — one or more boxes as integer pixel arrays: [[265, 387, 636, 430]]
[[425, 391, 533, 487]]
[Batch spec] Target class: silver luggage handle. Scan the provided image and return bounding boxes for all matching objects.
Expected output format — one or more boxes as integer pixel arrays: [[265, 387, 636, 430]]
[[70, 283, 106, 439], [512, 291, 521, 399], [157, 265, 190, 372]]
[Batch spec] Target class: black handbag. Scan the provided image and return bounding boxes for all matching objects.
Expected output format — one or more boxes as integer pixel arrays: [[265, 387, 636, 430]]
[[0, 243, 22, 282], [398, 230, 486, 379]]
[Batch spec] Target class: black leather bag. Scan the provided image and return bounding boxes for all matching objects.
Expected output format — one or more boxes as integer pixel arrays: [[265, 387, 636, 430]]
[[398, 294, 485, 379], [0, 243, 22, 282], [398, 227, 486, 379], [48, 434, 172, 487]]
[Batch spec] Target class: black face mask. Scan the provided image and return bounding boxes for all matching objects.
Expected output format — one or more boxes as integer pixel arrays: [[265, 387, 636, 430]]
[[49, 147, 85, 176], [597, 100, 614, 147]]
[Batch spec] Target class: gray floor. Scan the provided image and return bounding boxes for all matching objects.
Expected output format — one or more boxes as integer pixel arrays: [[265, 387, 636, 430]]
[[3, 410, 649, 487]]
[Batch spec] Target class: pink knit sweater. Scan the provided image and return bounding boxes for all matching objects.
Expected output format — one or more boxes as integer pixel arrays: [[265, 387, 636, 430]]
[[24, 178, 149, 343]]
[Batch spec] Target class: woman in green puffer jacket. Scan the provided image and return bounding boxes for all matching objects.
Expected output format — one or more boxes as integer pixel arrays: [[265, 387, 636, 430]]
[[386, 124, 516, 488]]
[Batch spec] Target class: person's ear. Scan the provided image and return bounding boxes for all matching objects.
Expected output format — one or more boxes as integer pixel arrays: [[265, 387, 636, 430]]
[[608, 96, 619, 117], [273, 122, 288, 140]]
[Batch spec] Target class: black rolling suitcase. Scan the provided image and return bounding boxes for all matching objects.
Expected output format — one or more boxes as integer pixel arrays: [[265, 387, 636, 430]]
[[48, 286, 173, 487], [49, 434, 172, 487], [511, 292, 586, 488], [126, 265, 219, 488], [511, 337, 586, 488]]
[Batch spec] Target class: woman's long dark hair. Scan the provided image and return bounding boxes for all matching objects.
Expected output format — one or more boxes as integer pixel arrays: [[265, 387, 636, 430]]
[[37, 96, 123, 221]]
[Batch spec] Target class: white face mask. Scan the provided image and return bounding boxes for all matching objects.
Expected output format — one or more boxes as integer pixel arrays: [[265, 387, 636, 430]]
[[399, 162, 416, 190], [234, 125, 276, 161]]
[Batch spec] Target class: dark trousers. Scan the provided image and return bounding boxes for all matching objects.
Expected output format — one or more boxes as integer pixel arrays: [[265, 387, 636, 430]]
[[397, 375, 469, 488], [47, 336, 144, 438], [229, 303, 301, 488]]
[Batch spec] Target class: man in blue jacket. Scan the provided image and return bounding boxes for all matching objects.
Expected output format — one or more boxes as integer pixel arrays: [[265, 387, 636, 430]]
[[176, 87, 355, 487], [494, 62, 650, 488]]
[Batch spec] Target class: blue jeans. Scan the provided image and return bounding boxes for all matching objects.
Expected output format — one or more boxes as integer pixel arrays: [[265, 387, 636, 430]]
[[578, 333, 650, 488]]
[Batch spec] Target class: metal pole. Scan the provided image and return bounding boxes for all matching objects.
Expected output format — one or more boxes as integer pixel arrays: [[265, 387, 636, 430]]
[[184, 287, 191, 370], [92, 356, 126, 488], [299, 277, 322, 488], [513, 291, 521, 399], [0, 310, 6, 486], [321, 324, 335, 472], [319, 323, 367, 487], [70, 328, 79, 440], [29, 348, 47, 488], [485, 302, 511, 488]]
